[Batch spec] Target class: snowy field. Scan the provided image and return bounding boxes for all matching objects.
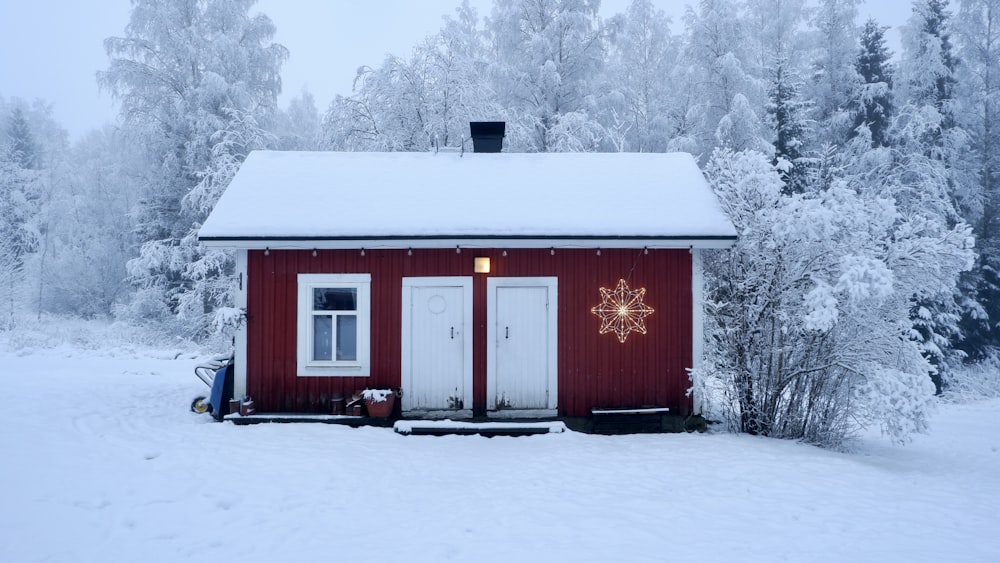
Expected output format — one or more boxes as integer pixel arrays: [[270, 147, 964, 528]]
[[2, 342, 999, 563]]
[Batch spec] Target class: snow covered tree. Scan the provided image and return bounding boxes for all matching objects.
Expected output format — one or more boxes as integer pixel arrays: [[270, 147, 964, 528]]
[[0, 97, 74, 324], [323, 54, 436, 152], [850, 18, 894, 148], [838, 120, 972, 380], [99, 0, 286, 340], [904, 0, 959, 123], [893, 0, 979, 382], [735, 0, 813, 191], [34, 126, 140, 318], [715, 92, 771, 153], [322, 66, 392, 152], [743, 0, 809, 76], [7, 107, 40, 170], [485, 0, 606, 152], [699, 148, 971, 447], [0, 142, 34, 329], [324, 2, 503, 152], [678, 0, 764, 157], [599, 0, 678, 152], [897, 0, 964, 166], [423, 1, 505, 149], [164, 116, 270, 338], [954, 0, 1000, 359], [275, 90, 322, 151], [0, 117, 41, 273], [805, 0, 862, 147], [0, 234, 21, 330], [767, 58, 813, 193]]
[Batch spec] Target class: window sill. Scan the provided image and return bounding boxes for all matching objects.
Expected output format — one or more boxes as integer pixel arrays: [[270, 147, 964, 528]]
[[297, 364, 368, 377]]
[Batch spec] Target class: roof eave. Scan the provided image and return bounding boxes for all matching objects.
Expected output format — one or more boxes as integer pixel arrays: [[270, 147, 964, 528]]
[[197, 235, 738, 250]]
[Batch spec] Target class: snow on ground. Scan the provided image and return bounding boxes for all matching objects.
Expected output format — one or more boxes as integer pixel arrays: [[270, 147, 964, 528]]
[[1, 343, 998, 563]]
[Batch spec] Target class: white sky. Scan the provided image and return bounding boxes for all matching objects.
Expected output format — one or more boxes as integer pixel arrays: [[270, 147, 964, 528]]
[[0, 0, 908, 141]]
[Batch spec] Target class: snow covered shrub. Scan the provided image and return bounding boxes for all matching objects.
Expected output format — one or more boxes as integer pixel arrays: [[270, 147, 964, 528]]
[[699, 148, 972, 447], [940, 355, 1000, 402], [1, 313, 201, 353], [113, 286, 182, 339], [854, 366, 937, 441]]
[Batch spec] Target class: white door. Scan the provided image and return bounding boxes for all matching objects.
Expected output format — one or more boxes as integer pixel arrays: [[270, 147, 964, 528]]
[[487, 278, 558, 416], [402, 278, 473, 415]]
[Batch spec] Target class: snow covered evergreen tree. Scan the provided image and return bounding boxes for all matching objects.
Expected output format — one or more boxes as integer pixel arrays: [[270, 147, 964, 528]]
[[954, 0, 1000, 359], [850, 18, 894, 148], [767, 59, 813, 194], [0, 140, 35, 328], [739, 0, 813, 192], [0, 107, 42, 275], [7, 107, 40, 170], [895, 0, 978, 383]]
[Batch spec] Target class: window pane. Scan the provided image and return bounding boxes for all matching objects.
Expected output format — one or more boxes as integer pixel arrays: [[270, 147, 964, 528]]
[[314, 288, 357, 311], [312, 315, 333, 361], [336, 315, 357, 361]]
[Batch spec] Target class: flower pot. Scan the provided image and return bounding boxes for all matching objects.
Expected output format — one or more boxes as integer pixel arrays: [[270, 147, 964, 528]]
[[363, 391, 396, 418]]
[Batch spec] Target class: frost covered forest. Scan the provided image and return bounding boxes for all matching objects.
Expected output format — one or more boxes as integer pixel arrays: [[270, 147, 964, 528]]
[[3, 0, 1000, 447]]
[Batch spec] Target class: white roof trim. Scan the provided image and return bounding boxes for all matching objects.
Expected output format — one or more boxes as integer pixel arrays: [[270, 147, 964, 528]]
[[199, 237, 736, 250]]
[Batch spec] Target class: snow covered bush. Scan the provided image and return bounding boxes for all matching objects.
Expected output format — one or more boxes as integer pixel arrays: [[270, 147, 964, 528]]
[[699, 148, 972, 447], [940, 355, 1000, 402], [855, 366, 937, 440], [1, 313, 202, 354]]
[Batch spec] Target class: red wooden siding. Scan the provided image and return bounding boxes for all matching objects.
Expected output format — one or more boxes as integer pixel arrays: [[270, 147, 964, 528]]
[[245, 248, 693, 417]]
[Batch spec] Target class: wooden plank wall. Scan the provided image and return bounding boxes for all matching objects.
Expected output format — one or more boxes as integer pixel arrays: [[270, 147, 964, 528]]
[[246, 248, 693, 416]]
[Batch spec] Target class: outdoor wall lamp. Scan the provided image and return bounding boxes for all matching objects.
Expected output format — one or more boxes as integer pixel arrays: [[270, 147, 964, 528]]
[[474, 257, 491, 274]]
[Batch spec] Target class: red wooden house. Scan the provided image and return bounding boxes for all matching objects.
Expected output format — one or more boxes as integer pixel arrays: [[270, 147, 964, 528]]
[[198, 137, 736, 419]]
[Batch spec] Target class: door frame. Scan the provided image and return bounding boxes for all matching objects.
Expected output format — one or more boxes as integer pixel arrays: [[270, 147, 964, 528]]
[[401, 277, 474, 415], [486, 277, 559, 416]]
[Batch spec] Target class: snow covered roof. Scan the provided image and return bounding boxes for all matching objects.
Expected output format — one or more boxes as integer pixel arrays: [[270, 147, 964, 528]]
[[198, 150, 737, 249]]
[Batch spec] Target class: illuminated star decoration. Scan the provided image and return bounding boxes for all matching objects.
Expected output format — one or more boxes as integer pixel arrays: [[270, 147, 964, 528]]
[[591, 279, 654, 343]]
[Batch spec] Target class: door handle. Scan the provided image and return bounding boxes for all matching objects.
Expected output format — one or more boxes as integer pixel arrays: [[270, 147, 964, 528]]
[[505, 326, 509, 339], [451, 327, 455, 339]]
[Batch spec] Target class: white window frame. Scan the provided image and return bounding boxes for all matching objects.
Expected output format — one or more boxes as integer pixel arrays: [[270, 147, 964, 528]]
[[297, 273, 371, 377]]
